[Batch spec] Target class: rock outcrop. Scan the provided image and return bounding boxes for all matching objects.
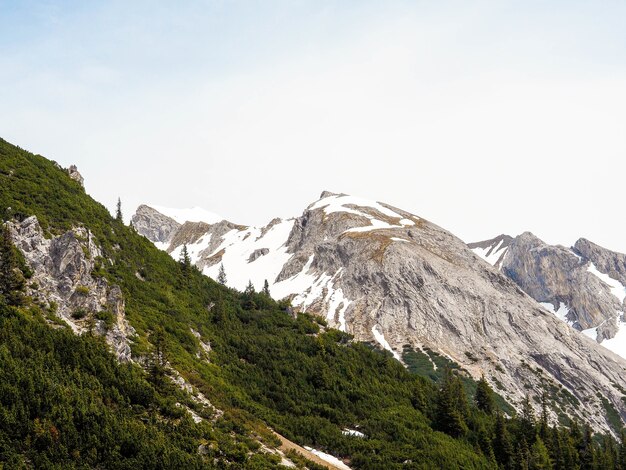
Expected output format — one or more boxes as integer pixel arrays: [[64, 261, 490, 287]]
[[67, 165, 84, 187], [134, 193, 626, 434], [132, 205, 181, 244], [7, 216, 135, 361]]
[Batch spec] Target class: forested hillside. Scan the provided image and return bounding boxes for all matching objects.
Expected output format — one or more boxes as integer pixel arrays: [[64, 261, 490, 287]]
[[1, 137, 625, 469]]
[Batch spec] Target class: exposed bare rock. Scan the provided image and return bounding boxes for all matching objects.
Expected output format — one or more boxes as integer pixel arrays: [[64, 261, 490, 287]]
[[6, 216, 135, 361], [131, 205, 181, 245], [67, 165, 84, 187], [248, 248, 270, 262], [471, 233, 626, 347], [134, 193, 626, 434]]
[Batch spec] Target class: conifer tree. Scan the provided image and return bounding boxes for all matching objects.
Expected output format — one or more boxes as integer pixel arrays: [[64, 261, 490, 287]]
[[578, 424, 595, 470], [435, 368, 469, 437], [520, 395, 537, 444], [179, 244, 191, 280], [150, 325, 168, 388], [244, 280, 255, 295], [516, 438, 531, 470], [262, 279, 270, 296], [475, 375, 495, 414], [529, 438, 552, 469], [217, 263, 227, 285], [494, 412, 515, 469], [115, 197, 123, 222]]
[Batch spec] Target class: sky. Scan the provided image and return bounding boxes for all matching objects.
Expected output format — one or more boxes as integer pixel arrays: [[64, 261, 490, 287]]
[[1, 1, 626, 251]]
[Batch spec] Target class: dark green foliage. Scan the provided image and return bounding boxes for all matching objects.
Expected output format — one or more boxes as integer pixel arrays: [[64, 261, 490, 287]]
[[0, 225, 26, 306], [217, 263, 227, 285], [435, 368, 469, 438], [116, 197, 123, 222], [476, 375, 495, 415], [3, 137, 626, 468]]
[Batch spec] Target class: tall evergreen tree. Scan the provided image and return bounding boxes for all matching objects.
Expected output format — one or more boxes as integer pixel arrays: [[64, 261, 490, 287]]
[[494, 412, 515, 469], [435, 368, 469, 437], [179, 244, 191, 280], [244, 280, 255, 295], [520, 395, 537, 444], [115, 197, 123, 222], [529, 438, 552, 469], [217, 263, 227, 285], [149, 325, 168, 388], [475, 375, 495, 415], [262, 279, 271, 296], [578, 424, 595, 470]]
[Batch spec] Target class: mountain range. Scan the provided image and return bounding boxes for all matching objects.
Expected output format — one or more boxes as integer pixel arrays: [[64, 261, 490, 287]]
[[133, 192, 626, 435]]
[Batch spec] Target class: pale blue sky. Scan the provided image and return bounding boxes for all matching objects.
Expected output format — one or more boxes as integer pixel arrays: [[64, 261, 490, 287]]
[[2, 1, 626, 250]]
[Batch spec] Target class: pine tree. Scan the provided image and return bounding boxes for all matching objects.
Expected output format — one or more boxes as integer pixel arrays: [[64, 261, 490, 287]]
[[0, 225, 25, 306], [578, 424, 595, 470], [435, 368, 469, 437], [529, 438, 552, 469], [619, 431, 626, 470], [179, 244, 191, 280], [494, 412, 515, 469], [262, 279, 270, 296], [244, 280, 255, 295], [217, 263, 227, 285], [475, 375, 495, 414], [115, 197, 123, 222], [520, 395, 537, 444], [150, 325, 168, 388], [516, 438, 531, 470]]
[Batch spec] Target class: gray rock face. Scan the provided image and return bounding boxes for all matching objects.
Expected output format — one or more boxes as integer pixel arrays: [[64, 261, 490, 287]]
[[134, 193, 626, 433], [7, 216, 135, 361], [67, 165, 84, 187], [471, 233, 626, 343], [131, 205, 181, 244]]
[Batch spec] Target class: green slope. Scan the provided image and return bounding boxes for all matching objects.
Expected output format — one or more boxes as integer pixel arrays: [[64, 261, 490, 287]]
[[2, 137, 623, 469]]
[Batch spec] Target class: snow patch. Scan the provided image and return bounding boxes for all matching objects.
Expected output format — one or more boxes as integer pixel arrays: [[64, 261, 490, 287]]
[[372, 325, 400, 361], [202, 219, 295, 292], [324, 275, 351, 332], [149, 205, 224, 224], [472, 240, 508, 266], [310, 194, 406, 220], [303, 447, 352, 470], [582, 326, 598, 341], [599, 315, 626, 359], [587, 263, 626, 303], [540, 301, 572, 325], [342, 429, 366, 438]]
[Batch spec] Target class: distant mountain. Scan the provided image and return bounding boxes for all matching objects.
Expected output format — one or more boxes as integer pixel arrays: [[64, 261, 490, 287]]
[[469, 233, 626, 359], [134, 191, 626, 434]]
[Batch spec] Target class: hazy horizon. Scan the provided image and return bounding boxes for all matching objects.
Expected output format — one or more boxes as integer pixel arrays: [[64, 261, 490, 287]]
[[2, 1, 625, 251]]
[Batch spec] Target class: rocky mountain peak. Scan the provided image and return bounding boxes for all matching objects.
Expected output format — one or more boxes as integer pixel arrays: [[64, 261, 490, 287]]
[[131, 205, 181, 245]]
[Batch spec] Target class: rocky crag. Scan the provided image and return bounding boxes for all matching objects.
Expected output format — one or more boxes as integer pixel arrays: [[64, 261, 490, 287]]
[[7, 216, 135, 361]]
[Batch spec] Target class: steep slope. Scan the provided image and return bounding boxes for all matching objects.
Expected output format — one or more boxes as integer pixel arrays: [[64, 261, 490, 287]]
[[135, 193, 626, 434], [469, 233, 626, 358], [2, 138, 512, 469]]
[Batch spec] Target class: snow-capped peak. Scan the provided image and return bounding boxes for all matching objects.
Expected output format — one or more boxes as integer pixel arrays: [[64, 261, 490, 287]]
[[148, 205, 224, 225]]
